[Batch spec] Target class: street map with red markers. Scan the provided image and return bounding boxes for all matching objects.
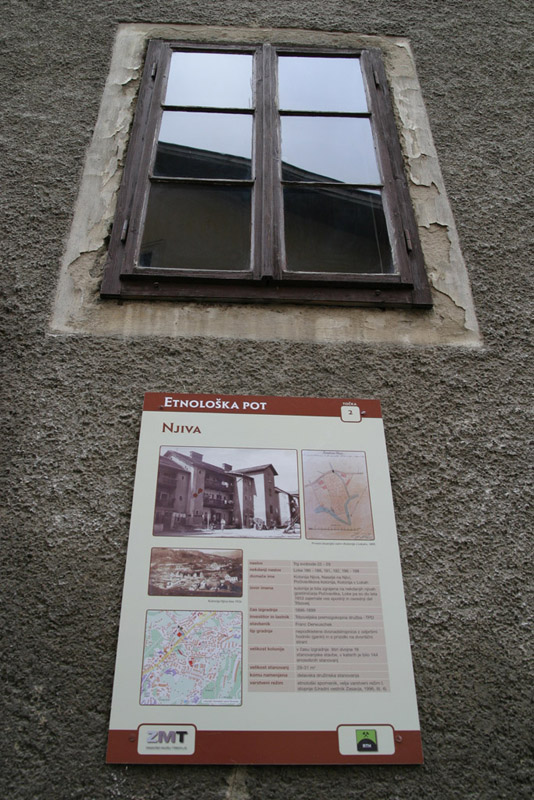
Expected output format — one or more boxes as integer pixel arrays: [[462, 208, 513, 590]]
[[141, 610, 242, 706]]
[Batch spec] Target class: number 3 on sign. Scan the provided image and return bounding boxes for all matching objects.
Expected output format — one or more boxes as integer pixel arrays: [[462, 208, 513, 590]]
[[341, 404, 361, 423]]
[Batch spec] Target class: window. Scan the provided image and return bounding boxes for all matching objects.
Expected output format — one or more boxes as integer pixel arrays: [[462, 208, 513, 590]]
[[100, 40, 432, 307]]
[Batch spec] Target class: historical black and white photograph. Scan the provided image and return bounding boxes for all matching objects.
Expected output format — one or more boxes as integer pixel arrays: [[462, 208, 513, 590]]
[[148, 548, 243, 597], [153, 447, 300, 538]]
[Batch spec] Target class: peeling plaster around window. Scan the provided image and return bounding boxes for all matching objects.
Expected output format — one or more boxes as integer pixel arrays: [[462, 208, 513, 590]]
[[50, 23, 481, 347]]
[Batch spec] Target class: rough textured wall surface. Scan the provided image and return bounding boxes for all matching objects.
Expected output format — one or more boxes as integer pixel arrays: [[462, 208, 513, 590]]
[[1, 1, 532, 799]]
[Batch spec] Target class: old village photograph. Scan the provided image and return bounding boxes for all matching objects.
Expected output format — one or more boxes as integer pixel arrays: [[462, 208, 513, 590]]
[[153, 447, 300, 538], [148, 548, 243, 597]]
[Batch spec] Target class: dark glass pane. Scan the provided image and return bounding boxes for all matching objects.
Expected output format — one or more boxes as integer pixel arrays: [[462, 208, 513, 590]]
[[165, 52, 253, 108], [140, 185, 252, 271], [279, 56, 367, 112], [154, 111, 252, 179], [283, 186, 393, 274], [281, 117, 381, 184]]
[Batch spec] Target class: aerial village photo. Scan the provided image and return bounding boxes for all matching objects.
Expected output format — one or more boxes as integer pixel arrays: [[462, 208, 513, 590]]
[[148, 548, 243, 597], [153, 447, 300, 538]]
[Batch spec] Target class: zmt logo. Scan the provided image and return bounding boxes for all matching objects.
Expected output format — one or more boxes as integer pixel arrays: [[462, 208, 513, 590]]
[[147, 730, 189, 744]]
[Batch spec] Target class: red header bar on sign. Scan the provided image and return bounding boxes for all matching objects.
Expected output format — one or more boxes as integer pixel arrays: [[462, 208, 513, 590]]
[[143, 393, 382, 418]]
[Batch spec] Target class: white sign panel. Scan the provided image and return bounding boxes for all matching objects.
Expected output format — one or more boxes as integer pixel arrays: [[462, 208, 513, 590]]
[[107, 394, 422, 764]]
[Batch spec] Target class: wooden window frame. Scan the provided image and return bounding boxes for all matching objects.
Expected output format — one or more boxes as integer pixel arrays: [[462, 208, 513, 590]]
[[100, 40, 432, 308]]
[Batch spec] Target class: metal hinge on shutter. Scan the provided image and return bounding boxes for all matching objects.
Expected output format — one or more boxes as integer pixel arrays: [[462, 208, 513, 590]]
[[151, 61, 158, 80], [404, 228, 413, 253]]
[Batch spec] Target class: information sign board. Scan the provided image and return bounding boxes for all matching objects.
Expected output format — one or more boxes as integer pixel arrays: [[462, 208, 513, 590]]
[[107, 394, 422, 764]]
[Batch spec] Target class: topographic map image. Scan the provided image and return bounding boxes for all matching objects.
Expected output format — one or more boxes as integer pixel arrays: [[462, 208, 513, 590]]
[[140, 610, 242, 705], [302, 450, 374, 540]]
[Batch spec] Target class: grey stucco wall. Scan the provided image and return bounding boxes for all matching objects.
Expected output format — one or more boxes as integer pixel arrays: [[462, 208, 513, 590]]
[[2, 1, 533, 799]]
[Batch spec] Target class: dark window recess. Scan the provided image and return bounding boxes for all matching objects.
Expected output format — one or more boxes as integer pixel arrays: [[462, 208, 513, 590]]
[[100, 41, 432, 308]]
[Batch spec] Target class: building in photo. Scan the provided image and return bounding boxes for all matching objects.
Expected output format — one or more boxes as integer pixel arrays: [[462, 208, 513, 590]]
[[275, 487, 300, 532], [154, 449, 289, 532]]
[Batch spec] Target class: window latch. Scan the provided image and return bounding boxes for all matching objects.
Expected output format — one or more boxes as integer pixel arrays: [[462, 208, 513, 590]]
[[373, 67, 381, 88], [120, 218, 129, 243], [151, 61, 158, 79], [404, 228, 413, 253]]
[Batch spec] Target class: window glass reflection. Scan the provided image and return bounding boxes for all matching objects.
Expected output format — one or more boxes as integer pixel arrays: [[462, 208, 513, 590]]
[[281, 117, 381, 184], [278, 56, 368, 112], [165, 52, 253, 108], [283, 186, 393, 274], [140, 185, 252, 271], [154, 111, 252, 179]]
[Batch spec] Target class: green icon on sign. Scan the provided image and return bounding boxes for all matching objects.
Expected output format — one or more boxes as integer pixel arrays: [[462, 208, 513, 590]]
[[356, 729, 378, 752]]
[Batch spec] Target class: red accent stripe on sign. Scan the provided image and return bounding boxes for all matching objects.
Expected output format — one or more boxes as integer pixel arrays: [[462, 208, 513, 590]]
[[143, 393, 382, 418], [106, 729, 423, 765]]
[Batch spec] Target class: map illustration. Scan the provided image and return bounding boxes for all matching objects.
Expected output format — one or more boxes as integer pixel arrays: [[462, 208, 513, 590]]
[[140, 610, 242, 706], [302, 450, 374, 540]]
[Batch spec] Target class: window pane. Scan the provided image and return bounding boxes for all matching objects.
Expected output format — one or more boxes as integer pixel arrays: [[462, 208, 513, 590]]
[[283, 186, 393, 274], [154, 111, 252, 179], [278, 56, 368, 112], [165, 52, 253, 108], [140, 185, 252, 271], [281, 117, 381, 184]]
